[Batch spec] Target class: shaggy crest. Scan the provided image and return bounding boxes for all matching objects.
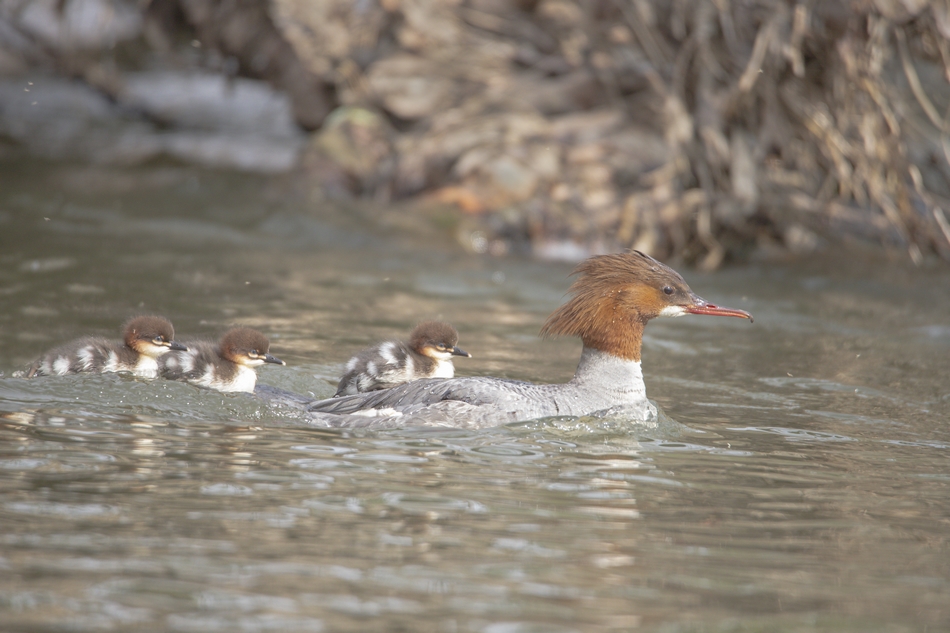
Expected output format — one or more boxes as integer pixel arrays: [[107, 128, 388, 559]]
[[540, 251, 693, 361]]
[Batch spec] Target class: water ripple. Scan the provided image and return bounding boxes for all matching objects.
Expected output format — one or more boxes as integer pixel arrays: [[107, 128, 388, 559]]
[[381, 492, 488, 515]]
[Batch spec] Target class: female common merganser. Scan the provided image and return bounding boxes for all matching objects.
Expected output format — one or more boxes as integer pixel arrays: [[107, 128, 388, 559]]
[[300, 251, 752, 429], [23, 315, 187, 378], [335, 321, 471, 396], [160, 326, 285, 393]]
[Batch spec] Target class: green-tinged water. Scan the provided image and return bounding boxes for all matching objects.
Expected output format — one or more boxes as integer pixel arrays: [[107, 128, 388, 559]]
[[1, 159, 948, 632]]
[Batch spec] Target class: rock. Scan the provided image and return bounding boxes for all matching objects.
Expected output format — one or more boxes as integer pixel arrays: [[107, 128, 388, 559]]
[[478, 154, 540, 204], [121, 71, 301, 138], [270, 0, 362, 67], [783, 223, 820, 253], [513, 69, 603, 115], [548, 109, 625, 143], [179, 0, 334, 128], [0, 76, 134, 157], [366, 54, 454, 120], [159, 132, 301, 173], [438, 149, 540, 212], [11, 0, 141, 50], [307, 106, 394, 193], [0, 75, 303, 172]]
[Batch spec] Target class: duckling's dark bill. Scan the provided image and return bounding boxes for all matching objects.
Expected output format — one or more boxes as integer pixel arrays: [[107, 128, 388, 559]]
[[263, 353, 285, 365]]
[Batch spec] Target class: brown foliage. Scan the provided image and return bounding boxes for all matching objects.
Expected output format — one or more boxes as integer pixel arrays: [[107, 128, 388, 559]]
[[6, 0, 950, 264], [270, 0, 950, 265]]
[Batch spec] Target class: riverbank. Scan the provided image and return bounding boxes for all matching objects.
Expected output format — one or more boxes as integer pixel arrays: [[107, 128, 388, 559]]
[[2, 0, 950, 266]]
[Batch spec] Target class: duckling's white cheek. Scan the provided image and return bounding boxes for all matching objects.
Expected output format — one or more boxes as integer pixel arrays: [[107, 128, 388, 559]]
[[659, 305, 687, 318], [141, 343, 167, 358]]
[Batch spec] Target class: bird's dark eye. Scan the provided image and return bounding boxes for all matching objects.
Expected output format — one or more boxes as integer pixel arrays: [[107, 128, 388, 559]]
[[153, 336, 165, 343], [663, 286, 674, 295]]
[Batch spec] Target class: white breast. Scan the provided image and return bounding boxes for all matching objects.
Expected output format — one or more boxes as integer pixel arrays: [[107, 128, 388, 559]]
[[134, 356, 160, 378], [430, 358, 455, 379], [210, 365, 258, 393]]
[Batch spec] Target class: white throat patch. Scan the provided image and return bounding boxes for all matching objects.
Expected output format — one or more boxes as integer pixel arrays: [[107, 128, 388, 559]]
[[658, 305, 687, 318]]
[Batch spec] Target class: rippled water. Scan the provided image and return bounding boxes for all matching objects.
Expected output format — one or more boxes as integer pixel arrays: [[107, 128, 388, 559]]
[[1, 160, 949, 631]]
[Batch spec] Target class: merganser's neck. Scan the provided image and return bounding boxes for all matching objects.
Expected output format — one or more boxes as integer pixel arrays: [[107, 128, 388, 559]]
[[579, 317, 645, 362], [568, 345, 646, 405]]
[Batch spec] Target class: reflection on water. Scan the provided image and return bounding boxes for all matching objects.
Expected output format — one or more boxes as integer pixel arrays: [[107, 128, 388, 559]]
[[1, 160, 949, 631]]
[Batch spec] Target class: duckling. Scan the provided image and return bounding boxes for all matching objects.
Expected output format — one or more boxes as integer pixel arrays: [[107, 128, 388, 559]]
[[160, 327, 285, 393], [335, 320, 471, 396], [24, 315, 186, 379]]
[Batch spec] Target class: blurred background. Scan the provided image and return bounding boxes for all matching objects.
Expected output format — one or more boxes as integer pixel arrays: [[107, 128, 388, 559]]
[[3, 0, 950, 267]]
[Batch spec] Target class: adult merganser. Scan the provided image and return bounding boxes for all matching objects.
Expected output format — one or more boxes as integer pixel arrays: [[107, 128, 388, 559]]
[[160, 326, 285, 393], [22, 315, 187, 379], [335, 321, 471, 396], [293, 250, 752, 429]]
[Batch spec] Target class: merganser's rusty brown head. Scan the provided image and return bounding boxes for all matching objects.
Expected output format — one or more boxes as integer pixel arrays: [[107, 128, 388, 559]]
[[540, 251, 752, 361], [124, 315, 188, 357], [219, 327, 285, 367], [409, 321, 471, 360]]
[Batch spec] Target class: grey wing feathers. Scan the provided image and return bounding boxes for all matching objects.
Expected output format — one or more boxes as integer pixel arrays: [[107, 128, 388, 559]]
[[254, 384, 317, 408], [308, 376, 531, 415], [312, 379, 450, 414]]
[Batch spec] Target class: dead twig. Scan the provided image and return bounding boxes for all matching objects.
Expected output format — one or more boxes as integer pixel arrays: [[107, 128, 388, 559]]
[[613, 0, 673, 72], [895, 27, 945, 132], [738, 14, 780, 93]]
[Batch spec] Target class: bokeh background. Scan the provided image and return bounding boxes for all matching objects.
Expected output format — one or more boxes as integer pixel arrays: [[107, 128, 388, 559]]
[[4, 0, 950, 266]]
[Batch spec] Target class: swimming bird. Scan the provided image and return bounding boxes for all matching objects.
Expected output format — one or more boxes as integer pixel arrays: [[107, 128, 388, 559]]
[[281, 251, 751, 429], [23, 315, 187, 379], [335, 320, 471, 396], [160, 327, 285, 393]]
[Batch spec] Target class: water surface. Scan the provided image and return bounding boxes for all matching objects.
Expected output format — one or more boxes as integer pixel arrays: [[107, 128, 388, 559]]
[[1, 160, 948, 631]]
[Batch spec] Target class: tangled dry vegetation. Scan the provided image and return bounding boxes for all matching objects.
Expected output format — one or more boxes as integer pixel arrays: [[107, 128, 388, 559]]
[[9, 0, 950, 265], [252, 0, 950, 265]]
